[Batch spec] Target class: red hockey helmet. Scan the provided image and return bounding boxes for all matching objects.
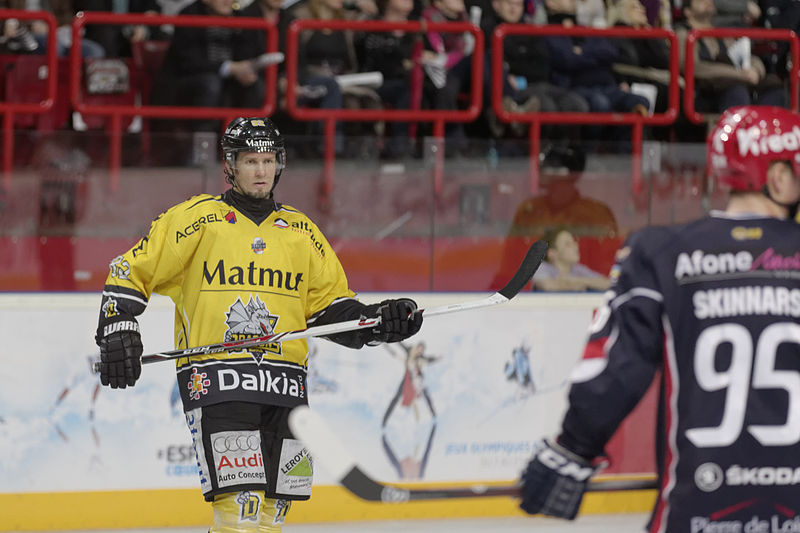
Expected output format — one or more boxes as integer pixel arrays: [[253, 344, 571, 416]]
[[707, 106, 800, 192]]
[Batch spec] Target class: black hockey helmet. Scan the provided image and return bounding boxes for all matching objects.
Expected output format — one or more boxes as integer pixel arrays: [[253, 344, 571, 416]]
[[221, 117, 286, 188]]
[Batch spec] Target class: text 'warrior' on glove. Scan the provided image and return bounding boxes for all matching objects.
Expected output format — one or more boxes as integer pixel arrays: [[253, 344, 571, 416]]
[[96, 316, 143, 389], [366, 298, 423, 344], [519, 439, 603, 520]]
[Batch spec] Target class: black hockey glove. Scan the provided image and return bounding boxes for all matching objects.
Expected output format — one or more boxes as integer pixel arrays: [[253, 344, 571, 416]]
[[519, 439, 602, 520], [96, 317, 143, 389], [364, 298, 423, 344]]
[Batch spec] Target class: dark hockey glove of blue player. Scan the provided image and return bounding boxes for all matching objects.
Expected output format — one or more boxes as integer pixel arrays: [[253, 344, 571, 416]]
[[366, 298, 423, 344], [519, 439, 600, 520], [97, 318, 143, 389]]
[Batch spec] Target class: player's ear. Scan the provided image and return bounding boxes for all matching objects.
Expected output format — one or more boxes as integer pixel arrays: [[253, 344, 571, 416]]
[[766, 161, 797, 203]]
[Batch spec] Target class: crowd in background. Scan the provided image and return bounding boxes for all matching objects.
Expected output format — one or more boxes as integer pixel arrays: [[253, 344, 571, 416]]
[[0, 0, 797, 155]]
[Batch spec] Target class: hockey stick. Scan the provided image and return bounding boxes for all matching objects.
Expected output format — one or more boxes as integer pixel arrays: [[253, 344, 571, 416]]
[[92, 240, 548, 374], [289, 406, 658, 503]]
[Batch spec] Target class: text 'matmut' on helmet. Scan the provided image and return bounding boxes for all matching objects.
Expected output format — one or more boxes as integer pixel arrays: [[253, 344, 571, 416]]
[[221, 117, 287, 188]]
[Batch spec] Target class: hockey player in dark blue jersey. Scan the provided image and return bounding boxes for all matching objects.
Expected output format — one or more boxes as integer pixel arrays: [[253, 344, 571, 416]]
[[518, 105, 800, 532]]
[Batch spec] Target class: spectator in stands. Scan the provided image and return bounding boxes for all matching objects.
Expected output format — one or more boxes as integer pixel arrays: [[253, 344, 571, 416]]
[[544, 0, 651, 118], [1, 8, 39, 54], [355, 0, 418, 158], [504, 158, 618, 240], [241, 0, 292, 61], [677, 0, 788, 114], [239, 0, 292, 109], [532, 226, 610, 291], [155, 0, 193, 15], [576, 0, 608, 27], [512, 0, 607, 25], [151, 0, 263, 132], [712, 0, 760, 26], [77, 0, 160, 58], [490, 147, 619, 290], [421, 0, 472, 150], [638, 0, 671, 27], [239, 0, 304, 144], [608, 0, 671, 113], [480, 0, 589, 138], [292, 0, 360, 154], [26, 0, 106, 57]]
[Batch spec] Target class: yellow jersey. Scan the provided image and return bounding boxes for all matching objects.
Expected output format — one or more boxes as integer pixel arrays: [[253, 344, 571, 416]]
[[98, 191, 356, 410]]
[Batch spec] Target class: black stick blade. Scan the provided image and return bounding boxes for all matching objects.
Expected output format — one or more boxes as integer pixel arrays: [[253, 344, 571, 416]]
[[498, 240, 548, 300]]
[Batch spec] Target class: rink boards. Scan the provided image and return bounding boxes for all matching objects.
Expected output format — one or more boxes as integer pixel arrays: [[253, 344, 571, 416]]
[[0, 292, 657, 530]]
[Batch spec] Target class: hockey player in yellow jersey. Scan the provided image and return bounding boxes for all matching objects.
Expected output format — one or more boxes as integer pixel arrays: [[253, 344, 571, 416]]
[[94, 117, 423, 532]]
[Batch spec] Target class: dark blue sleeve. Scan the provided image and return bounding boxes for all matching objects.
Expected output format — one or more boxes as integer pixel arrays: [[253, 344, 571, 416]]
[[558, 229, 666, 459]]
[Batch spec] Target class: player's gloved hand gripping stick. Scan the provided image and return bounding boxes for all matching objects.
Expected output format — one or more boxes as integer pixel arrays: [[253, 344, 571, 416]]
[[92, 240, 550, 374]]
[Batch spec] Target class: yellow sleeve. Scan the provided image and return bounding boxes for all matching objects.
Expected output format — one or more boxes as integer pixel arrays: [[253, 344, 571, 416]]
[[303, 219, 356, 319], [99, 204, 186, 320]]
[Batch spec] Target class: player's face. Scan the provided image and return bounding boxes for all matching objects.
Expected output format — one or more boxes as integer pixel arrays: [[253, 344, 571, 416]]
[[231, 151, 277, 199], [767, 160, 800, 209]]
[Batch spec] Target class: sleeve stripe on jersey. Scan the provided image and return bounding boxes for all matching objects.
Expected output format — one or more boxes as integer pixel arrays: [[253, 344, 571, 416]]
[[102, 289, 148, 307], [185, 196, 219, 211], [569, 358, 609, 383], [611, 287, 663, 309], [650, 314, 679, 533], [570, 324, 619, 383]]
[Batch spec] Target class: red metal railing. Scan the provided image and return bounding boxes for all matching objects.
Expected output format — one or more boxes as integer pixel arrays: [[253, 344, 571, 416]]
[[2, 12, 798, 199], [285, 19, 484, 199], [70, 11, 279, 189], [0, 10, 58, 190], [683, 27, 799, 124], [491, 24, 681, 195]]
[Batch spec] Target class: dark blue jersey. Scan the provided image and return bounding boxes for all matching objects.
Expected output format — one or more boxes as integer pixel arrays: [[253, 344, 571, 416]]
[[559, 212, 800, 533]]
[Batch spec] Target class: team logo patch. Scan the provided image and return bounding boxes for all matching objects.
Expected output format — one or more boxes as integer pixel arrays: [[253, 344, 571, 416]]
[[212, 431, 266, 489], [236, 491, 262, 523], [252, 237, 267, 254], [614, 246, 631, 262], [224, 296, 281, 363], [188, 367, 210, 401], [225, 211, 237, 224], [274, 218, 288, 228], [731, 226, 763, 240], [272, 500, 291, 525], [108, 255, 130, 280], [276, 439, 314, 496], [695, 462, 724, 492], [102, 297, 119, 318]]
